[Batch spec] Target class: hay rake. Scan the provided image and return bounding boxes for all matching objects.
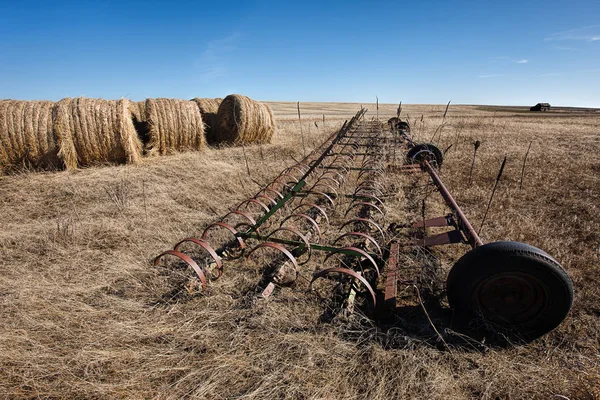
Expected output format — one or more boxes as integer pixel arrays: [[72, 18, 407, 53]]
[[154, 108, 573, 343]]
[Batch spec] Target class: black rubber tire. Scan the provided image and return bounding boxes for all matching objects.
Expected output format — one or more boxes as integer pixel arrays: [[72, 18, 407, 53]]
[[446, 241, 573, 342], [406, 143, 443, 167]]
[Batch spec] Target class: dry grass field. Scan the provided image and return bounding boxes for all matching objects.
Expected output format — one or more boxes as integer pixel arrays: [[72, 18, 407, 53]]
[[1, 102, 599, 399]]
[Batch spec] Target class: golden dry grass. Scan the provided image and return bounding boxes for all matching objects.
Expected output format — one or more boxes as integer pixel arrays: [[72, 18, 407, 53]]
[[217, 94, 276, 144], [0, 103, 598, 399]]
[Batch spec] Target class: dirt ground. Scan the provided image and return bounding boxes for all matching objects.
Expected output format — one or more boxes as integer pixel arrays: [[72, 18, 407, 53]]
[[1, 102, 598, 399]]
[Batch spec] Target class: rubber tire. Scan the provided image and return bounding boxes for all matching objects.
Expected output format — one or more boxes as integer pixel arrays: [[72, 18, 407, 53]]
[[446, 241, 573, 343], [406, 143, 443, 167]]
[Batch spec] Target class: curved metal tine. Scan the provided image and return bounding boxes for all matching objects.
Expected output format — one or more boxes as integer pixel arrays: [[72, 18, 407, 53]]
[[266, 227, 312, 265], [340, 218, 386, 240], [264, 187, 284, 200], [344, 201, 385, 219], [269, 178, 295, 192], [245, 242, 299, 271], [315, 175, 341, 189], [309, 182, 338, 198], [255, 193, 277, 206], [276, 172, 299, 183], [333, 231, 383, 259], [222, 210, 257, 226], [280, 213, 322, 241], [310, 267, 376, 307], [354, 193, 387, 209], [300, 191, 335, 209], [291, 203, 330, 225], [236, 198, 270, 214], [201, 222, 245, 255], [154, 250, 208, 291], [318, 170, 346, 185], [173, 238, 224, 279], [354, 185, 385, 198]]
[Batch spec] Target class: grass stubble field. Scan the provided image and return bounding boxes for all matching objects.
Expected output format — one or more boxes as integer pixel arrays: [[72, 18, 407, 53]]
[[0, 102, 599, 399]]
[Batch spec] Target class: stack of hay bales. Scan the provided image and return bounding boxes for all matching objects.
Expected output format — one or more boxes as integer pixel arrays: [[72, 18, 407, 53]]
[[216, 94, 275, 145], [53, 97, 143, 168], [0, 100, 63, 170], [143, 98, 205, 155], [192, 97, 222, 144]]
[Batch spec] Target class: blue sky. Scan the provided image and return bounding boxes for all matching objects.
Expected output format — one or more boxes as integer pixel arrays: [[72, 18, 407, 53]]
[[0, 0, 598, 106]]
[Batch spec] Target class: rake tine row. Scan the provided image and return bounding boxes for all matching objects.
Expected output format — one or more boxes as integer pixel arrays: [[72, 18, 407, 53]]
[[152, 109, 368, 294]]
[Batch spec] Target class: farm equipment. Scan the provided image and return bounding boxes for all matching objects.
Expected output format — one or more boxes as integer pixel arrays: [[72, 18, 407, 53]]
[[154, 109, 573, 344]]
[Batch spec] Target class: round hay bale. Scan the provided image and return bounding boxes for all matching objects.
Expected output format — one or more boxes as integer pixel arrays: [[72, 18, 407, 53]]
[[52, 98, 78, 170], [145, 98, 205, 155], [129, 101, 147, 122], [0, 100, 63, 171], [52, 97, 143, 167], [192, 97, 222, 144], [216, 94, 275, 145]]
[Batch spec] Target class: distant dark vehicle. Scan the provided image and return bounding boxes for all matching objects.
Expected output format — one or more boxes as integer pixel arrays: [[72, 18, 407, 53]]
[[387, 117, 410, 133], [530, 103, 550, 112]]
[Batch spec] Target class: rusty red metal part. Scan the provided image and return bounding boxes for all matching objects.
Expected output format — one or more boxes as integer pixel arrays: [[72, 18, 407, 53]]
[[291, 203, 330, 225], [354, 185, 385, 197], [173, 238, 223, 278], [333, 232, 383, 259], [344, 201, 385, 218], [201, 222, 246, 251], [340, 218, 386, 240], [153, 250, 208, 291], [236, 199, 270, 214], [384, 242, 399, 308], [301, 191, 335, 209], [267, 227, 312, 264], [423, 160, 483, 247], [310, 267, 376, 306], [245, 242, 299, 271], [323, 246, 380, 277], [280, 213, 322, 240], [255, 193, 277, 206], [223, 210, 258, 226]]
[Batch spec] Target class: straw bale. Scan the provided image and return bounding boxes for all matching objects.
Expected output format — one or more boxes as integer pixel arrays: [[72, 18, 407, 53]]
[[129, 101, 147, 122], [52, 97, 142, 168], [216, 94, 275, 145], [0, 100, 63, 170], [144, 98, 205, 155], [192, 97, 222, 144]]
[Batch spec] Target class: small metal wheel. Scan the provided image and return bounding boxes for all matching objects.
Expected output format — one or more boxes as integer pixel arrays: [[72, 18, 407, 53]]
[[406, 143, 443, 167], [446, 241, 573, 342]]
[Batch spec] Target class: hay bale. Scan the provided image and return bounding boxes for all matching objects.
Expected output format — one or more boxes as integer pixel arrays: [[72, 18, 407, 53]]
[[145, 98, 205, 155], [0, 100, 63, 171], [192, 97, 222, 144], [52, 97, 143, 167], [129, 101, 147, 122], [216, 94, 275, 145]]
